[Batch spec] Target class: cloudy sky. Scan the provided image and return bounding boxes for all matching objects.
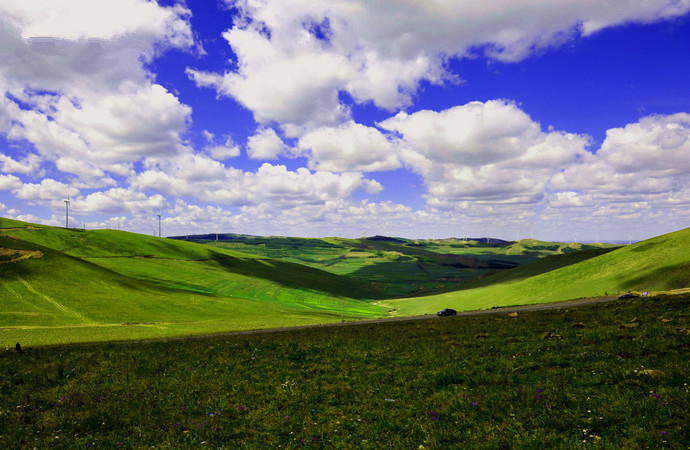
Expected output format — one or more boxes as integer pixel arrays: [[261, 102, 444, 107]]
[[1, 0, 689, 241]]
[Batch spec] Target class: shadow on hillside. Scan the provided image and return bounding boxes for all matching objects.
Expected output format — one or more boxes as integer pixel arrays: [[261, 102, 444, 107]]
[[384, 247, 620, 297], [470, 248, 617, 287], [618, 261, 690, 291], [207, 250, 387, 300], [629, 239, 665, 253], [203, 247, 621, 301]]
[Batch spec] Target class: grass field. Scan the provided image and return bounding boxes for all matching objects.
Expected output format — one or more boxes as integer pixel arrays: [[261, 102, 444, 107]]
[[0, 219, 383, 347], [1, 294, 688, 447], [2, 218, 689, 347], [194, 234, 616, 297], [382, 227, 690, 316]]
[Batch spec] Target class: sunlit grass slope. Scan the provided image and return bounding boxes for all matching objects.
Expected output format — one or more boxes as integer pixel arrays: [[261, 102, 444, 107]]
[[0, 219, 381, 346], [384, 228, 690, 315], [203, 234, 613, 297]]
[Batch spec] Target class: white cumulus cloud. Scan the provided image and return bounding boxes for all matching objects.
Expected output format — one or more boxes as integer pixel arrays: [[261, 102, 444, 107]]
[[187, 0, 690, 130], [0, 0, 197, 185], [549, 113, 690, 208], [379, 99, 591, 205], [297, 121, 400, 172], [246, 127, 288, 160]]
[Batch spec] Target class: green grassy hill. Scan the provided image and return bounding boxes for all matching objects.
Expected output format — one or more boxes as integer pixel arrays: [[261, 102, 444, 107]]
[[0, 219, 382, 346], [383, 228, 690, 315], [3, 217, 688, 346], [200, 234, 614, 296]]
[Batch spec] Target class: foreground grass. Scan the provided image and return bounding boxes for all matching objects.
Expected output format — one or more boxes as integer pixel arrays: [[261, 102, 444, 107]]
[[1, 294, 688, 448]]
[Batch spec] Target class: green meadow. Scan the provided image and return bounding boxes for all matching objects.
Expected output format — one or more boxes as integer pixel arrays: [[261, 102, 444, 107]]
[[197, 234, 615, 297], [1, 219, 690, 447], [0, 219, 383, 346], [382, 228, 690, 316], [1, 218, 689, 346], [1, 294, 688, 447]]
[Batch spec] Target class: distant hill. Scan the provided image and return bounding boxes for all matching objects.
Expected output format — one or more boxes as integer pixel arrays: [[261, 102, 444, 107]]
[[174, 232, 617, 297], [383, 227, 690, 315]]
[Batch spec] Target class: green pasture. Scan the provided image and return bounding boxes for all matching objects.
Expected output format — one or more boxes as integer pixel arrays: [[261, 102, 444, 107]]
[[2, 217, 689, 347], [204, 235, 592, 296], [383, 228, 690, 315], [1, 294, 688, 447], [0, 219, 381, 347]]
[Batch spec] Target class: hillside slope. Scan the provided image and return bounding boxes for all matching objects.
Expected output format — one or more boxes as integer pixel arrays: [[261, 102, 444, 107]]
[[383, 227, 690, 315], [0, 219, 381, 346]]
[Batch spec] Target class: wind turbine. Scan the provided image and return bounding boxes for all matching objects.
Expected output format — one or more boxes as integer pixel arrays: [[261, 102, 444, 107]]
[[156, 204, 164, 238], [64, 195, 71, 228]]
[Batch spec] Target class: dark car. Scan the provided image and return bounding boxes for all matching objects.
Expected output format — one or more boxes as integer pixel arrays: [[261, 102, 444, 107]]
[[618, 293, 640, 299], [437, 308, 457, 317]]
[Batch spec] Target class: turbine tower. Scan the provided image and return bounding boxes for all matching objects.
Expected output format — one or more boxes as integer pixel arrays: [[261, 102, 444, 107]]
[[64, 196, 70, 228], [157, 214, 161, 238]]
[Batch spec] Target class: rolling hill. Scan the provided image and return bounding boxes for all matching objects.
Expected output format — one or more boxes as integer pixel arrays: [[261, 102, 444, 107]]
[[0, 218, 383, 346], [381, 227, 690, 315], [2, 217, 688, 346], [187, 233, 615, 296]]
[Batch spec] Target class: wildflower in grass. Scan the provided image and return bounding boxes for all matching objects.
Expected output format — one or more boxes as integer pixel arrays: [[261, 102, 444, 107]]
[[661, 431, 667, 436], [472, 402, 478, 406]]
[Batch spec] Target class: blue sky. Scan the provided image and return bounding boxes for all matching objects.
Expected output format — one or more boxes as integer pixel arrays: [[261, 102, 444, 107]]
[[1, 1, 689, 241]]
